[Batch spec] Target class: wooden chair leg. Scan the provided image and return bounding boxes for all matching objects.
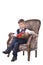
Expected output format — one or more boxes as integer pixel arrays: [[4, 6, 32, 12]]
[[28, 51, 30, 61], [23, 51, 24, 55], [35, 49, 37, 57]]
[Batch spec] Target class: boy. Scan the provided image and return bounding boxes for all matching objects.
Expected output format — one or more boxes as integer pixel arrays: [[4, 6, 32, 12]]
[[3, 19, 37, 62]]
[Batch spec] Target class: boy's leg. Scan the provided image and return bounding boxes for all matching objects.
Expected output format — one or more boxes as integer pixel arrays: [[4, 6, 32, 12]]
[[11, 38, 28, 61], [11, 41, 19, 61], [3, 37, 18, 54]]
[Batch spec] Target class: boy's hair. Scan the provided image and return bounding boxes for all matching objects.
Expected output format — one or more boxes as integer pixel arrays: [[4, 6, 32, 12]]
[[18, 19, 25, 23]]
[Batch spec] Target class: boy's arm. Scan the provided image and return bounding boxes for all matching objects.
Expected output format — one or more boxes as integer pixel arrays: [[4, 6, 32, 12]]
[[25, 29, 38, 37]]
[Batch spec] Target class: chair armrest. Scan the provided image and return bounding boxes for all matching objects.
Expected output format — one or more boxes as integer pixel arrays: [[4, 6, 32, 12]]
[[8, 32, 15, 36], [32, 33, 38, 38]]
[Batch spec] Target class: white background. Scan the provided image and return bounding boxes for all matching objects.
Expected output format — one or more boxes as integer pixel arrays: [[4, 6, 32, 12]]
[[0, 0, 43, 65]]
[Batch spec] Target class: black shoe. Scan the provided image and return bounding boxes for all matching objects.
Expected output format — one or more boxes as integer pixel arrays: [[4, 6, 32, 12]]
[[3, 50, 10, 54], [11, 56, 17, 62]]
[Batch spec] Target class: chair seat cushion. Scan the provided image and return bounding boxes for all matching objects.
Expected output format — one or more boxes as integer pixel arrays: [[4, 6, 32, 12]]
[[19, 44, 28, 51]]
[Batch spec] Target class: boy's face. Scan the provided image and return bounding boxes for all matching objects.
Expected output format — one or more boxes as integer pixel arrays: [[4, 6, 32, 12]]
[[18, 22, 25, 29]]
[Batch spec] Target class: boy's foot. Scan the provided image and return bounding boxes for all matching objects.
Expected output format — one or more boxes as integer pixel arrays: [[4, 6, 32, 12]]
[[3, 50, 10, 54], [11, 56, 17, 62]]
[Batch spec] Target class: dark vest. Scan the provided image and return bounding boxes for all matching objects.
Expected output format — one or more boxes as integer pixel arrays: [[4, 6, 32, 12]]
[[17, 28, 26, 34]]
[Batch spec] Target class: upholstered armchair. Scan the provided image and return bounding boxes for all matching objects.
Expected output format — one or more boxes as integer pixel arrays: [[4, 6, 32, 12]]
[[19, 19, 41, 61]]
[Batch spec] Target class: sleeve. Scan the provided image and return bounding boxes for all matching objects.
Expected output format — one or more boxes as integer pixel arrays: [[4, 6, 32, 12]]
[[25, 29, 36, 34]]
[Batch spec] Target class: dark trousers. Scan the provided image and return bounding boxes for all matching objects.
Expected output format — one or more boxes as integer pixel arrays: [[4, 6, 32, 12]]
[[6, 37, 28, 57]]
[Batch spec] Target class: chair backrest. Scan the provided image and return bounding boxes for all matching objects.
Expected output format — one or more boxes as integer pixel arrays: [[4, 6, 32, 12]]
[[25, 19, 41, 50], [25, 19, 41, 34]]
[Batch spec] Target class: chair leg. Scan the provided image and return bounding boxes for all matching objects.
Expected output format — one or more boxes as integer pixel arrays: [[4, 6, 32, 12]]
[[23, 51, 24, 55], [35, 49, 37, 57], [28, 51, 30, 61]]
